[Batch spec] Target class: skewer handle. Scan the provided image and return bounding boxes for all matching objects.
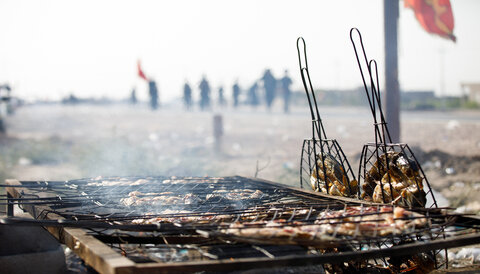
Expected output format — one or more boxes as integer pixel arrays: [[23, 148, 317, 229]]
[[296, 37, 327, 140]]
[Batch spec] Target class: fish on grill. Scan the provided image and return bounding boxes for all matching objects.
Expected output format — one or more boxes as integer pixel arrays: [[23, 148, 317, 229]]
[[131, 210, 235, 224], [315, 206, 426, 237], [120, 191, 202, 207], [310, 153, 358, 197], [86, 178, 150, 187], [363, 152, 426, 207], [206, 189, 264, 201], [121, 189, 264, 208], [216, 206, 427, 246]]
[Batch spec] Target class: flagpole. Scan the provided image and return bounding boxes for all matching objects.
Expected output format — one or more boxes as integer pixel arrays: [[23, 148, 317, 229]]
[[383, 0, 400, 143], [439, 46, 446, 110]]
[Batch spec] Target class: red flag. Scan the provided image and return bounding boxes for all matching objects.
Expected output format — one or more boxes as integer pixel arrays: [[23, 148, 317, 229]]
[[137, 60, 148, 81], [404, 0, 456, 42]]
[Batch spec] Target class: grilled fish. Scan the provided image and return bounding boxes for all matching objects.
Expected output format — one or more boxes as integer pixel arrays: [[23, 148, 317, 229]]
[[365, 152, 426, 207], [310, 153, 357, 197]]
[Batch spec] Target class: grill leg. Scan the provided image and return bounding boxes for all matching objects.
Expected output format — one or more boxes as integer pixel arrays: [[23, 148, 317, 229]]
[[7, 192, 14, 217]]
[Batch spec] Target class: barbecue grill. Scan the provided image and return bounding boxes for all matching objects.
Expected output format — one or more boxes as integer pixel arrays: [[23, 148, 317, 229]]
[[3, 31, 480, 274], [3, 176, 480, 273]]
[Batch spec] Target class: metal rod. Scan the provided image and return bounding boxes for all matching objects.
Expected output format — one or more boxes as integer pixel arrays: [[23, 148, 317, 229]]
[[349, 28, 383, 141], [297, 38, 329, 193], [368, 60, 392, 144], [7, 192, 14, 217]]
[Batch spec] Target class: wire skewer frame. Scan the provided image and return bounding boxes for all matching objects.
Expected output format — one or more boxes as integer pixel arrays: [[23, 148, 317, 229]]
[[297, 37, 357, 197], [349, 28, 438, 210]]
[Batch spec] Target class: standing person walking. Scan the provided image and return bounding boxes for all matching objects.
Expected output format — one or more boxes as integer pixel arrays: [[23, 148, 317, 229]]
[[137, 60, 158, 110], [199, 76, 211, 111], [148, 80, 159, 110], [280, 70, 292, 113], [130, 87, 137, 104], [218, 86, 227, 107], [247, 81, 259, 108], [183, 81, 193, 110], [232, 81, 241, 108], [261, 69, 276, 111]]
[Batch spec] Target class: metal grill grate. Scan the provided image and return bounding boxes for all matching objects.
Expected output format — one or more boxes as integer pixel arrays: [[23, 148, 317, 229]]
[[4, 176, 480, 273]]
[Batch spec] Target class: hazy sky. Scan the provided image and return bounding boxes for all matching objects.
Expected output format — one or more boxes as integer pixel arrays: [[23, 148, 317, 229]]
[[1, 0, 479, 101]]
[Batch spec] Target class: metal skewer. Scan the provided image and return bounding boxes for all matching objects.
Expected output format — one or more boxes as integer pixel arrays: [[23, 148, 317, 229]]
[[297, 37, 357, 197], [350, 28, 438, 209]]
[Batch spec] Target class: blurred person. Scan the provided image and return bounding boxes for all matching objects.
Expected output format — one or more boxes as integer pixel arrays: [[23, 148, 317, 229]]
[[218, 86, 227, 107], [183, 81, 193, 110], [0, 84, 9, 133], [148, 80, 159, 110], [248, 81, 259, 108], [0, 84, 12, 115], [62, 94, 79, 104], [199, 76, 211, 111], [232, 81, 240, 108], [261, 69, 276, 110], [280, 70, 292, 113], [130, 87, 137, 104]]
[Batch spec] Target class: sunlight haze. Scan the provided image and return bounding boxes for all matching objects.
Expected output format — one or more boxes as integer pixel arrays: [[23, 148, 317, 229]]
[[1, 0, 479, 102]]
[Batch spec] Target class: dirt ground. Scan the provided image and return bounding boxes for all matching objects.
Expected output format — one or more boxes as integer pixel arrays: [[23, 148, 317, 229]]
[[2, 102, 480, 213]]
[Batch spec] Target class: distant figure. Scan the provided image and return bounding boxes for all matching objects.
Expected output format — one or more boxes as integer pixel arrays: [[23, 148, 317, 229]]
[[261, 69, 277, 110], [199, 76, 211, 111], [280, 70, 292, 113], [62, 94, 79, 104], [0, 84, 9, 133], [232, 81, 240, 108], [148, 80, 159, 110], [218, 86, 227, 107], [130, 88, 137, 104], [183, 82, 193, 110], [248, 82, 259, 107], [0, 84, 13, 115]]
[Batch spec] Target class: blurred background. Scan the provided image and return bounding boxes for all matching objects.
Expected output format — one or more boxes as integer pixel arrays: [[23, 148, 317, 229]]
[[1, 0, 480, 102], [0, 0, 479, 212]]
